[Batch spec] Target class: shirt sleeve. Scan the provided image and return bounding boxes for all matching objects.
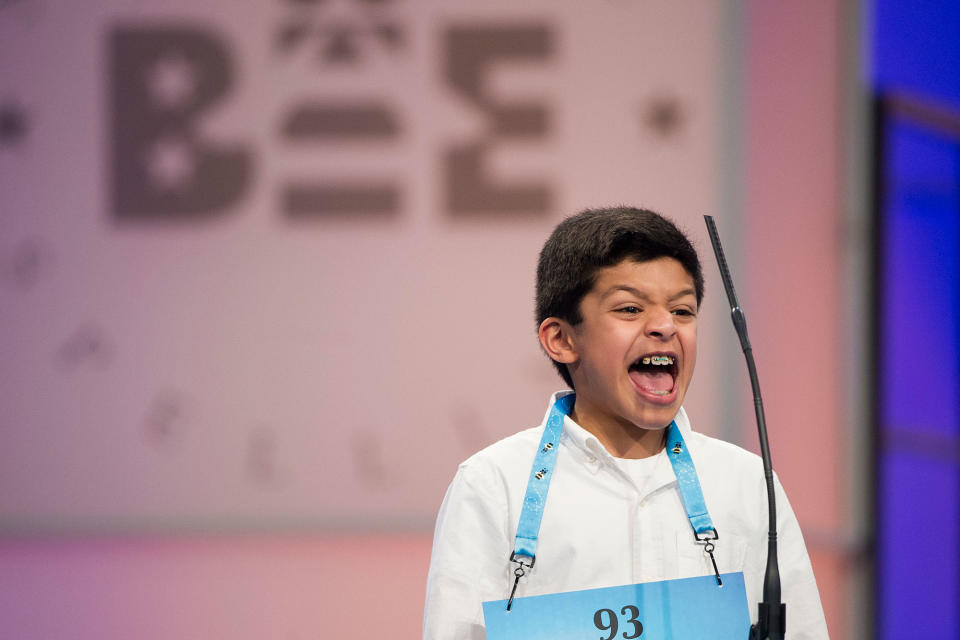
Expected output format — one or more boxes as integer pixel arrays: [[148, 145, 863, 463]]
[[423, 462, 512, 640], [774, 475, 830, 640]]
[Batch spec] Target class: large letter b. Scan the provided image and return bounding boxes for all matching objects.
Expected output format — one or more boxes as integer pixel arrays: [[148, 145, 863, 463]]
[[110, 26, 250, 220]]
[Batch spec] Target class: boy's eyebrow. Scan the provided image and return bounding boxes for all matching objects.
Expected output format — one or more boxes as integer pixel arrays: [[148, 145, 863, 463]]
[[668, 287, 698, 302], [601, 285, 697, 301]]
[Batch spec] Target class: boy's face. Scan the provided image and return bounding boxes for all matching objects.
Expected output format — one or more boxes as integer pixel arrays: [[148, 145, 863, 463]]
[[566, 257, 698, 433]]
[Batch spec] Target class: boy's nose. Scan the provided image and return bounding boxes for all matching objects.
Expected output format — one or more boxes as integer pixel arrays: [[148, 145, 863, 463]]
[[645, 308, 677, 339]]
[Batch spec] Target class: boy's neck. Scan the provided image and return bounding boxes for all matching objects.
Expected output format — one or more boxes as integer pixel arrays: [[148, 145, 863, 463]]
[[569, 406, 667, 459]]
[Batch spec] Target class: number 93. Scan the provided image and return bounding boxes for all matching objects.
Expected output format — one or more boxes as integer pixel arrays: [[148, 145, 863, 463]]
[[593, 605, 643, 640]]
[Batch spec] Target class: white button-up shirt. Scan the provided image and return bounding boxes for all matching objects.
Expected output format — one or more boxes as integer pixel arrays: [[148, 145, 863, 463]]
[[423, 393, 828, 639]]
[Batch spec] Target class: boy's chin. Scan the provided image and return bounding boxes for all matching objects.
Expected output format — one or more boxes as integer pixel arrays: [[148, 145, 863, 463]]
[[628, 402, 683, 430]]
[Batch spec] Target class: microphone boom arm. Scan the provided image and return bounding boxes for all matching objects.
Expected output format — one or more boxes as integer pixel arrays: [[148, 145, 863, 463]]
[[703, 215, 785, 640]]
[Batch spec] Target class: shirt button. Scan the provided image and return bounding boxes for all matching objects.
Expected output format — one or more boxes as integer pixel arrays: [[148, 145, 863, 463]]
[[586, 454, 597, 463]]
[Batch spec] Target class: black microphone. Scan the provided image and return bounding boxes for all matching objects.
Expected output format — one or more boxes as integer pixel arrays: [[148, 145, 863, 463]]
[[703, 215, 785, 640]]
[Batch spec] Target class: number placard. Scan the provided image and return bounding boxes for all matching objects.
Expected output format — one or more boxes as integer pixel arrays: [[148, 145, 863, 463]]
[[482, 572, 750, 640]]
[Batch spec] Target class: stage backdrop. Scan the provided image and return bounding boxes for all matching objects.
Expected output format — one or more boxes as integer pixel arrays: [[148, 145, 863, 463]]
[[0, 0, 739, 532]]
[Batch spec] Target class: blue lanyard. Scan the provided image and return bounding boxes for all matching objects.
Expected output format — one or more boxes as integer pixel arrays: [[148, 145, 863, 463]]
[[506, 394, 720, 610], [511, 392, 574, 563]]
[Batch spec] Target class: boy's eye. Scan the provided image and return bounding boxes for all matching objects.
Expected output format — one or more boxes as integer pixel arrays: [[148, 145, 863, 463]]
[[616, 306, 641, 314], [672, 308, 695, 317]]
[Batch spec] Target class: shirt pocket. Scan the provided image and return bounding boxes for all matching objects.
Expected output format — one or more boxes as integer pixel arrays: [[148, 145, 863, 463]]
[[673, 530, 748, 580]]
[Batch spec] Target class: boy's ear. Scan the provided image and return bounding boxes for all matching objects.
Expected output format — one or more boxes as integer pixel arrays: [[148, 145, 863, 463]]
[[538, 317, 579, 365]]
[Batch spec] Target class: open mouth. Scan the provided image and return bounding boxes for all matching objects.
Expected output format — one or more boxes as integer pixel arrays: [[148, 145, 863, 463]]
[[628, 352, 678, 398]]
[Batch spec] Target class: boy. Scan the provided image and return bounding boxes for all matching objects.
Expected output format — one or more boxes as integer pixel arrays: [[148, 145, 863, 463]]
[[423, 207, 828, 639]]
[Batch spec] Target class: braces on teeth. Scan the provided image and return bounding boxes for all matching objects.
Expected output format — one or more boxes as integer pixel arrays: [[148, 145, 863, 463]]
[[641, 355, 674, 366]]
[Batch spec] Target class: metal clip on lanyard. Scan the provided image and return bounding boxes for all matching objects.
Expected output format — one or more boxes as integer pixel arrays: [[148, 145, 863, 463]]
[[507, 395, 722, 611], [666, 430, 723, 587]]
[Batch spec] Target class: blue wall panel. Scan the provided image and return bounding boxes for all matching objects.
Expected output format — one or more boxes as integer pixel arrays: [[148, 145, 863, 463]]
[[874, 2, 960, 109], [881, 122, 959, 436], [879, 453, 959, 638], [874, 3, 960, 638]]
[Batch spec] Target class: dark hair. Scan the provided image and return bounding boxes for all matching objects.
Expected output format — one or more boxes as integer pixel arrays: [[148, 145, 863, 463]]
[[535, 206, 704, 388]]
